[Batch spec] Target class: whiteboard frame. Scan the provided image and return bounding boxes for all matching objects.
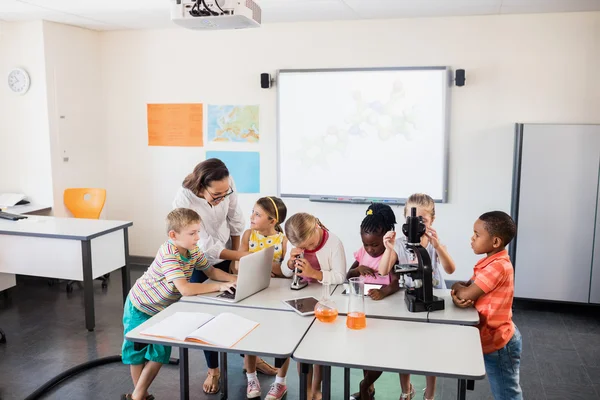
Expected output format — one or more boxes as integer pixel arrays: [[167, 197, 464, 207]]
[[276, 66, 452, 204]]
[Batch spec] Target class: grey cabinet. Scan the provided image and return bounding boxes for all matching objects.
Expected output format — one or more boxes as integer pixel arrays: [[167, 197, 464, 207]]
[[510, 124, 600, 304]]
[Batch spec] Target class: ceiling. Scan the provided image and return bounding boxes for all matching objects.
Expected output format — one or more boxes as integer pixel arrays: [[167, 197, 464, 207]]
[[0, 0, 599, 31]]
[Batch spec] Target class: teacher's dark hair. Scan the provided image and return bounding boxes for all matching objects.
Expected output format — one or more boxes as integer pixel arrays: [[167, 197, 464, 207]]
[[182, 158, 230, 196]]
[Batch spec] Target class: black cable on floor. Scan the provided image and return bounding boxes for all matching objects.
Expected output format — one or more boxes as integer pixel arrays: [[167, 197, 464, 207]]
[[24, 355, 122, 400]]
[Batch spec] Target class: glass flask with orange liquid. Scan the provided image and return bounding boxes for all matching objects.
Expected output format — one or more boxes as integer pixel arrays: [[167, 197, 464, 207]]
[[346, 277, 367, 330], [314, 284, 338, 323]]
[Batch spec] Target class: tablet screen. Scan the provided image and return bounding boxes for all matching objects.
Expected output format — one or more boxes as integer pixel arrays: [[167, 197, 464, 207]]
[[283, 297, 319, 315]]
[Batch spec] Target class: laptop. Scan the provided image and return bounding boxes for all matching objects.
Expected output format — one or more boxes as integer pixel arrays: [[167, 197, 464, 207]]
[[198, 246, 274, 303]]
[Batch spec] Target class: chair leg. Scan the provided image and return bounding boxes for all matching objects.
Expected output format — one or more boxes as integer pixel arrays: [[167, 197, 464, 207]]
[[65, 273, 110, 293], [0, 328, 6, 343], [100, 273, 110, 289]]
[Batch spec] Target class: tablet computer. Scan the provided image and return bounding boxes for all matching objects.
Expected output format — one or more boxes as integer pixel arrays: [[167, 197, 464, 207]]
[[282, 296, 319, 316], [341, 283, 383, 295]]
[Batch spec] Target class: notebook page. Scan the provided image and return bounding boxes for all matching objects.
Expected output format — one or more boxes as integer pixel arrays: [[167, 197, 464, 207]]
[[140, 312, 214, 341], [186, 312, 259, 347]]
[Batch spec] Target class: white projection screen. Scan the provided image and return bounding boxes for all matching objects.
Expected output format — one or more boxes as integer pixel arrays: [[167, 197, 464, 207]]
[[277, 67, 450, 203]]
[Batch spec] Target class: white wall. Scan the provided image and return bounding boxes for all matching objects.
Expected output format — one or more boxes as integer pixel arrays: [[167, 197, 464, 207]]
[[0, 21, 54, 206], [42, 21, 106, 217], [96, 11, 598, 280]]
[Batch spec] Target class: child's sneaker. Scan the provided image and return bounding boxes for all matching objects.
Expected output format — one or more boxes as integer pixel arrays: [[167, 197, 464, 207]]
[[247, 378, 261, 399], [265, 382, 287, 400]]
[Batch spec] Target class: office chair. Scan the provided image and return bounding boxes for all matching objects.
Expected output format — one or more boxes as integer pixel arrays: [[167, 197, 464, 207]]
[[63, 188, 109, 293]]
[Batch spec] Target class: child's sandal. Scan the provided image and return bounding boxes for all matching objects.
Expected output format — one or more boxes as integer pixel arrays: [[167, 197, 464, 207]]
[[422, 387, 434, 400], [400, 384, 415, 399], [350, 391, 375, 400], [120, 395, 133, 400], [349, 380, 375, 400]]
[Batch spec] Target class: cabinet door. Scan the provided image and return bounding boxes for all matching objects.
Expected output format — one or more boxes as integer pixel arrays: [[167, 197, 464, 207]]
[[590, 170, 600, 304], [514, 125, 600, 302]]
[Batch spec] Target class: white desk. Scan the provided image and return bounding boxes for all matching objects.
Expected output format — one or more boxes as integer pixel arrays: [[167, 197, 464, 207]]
[[293, 318, 485, 400], [0, 215, 132, 331], [181, 277, 338, 311], [333, 288, 479, 326], [0, 204, 52, 293], [126, 301, 315, 400]]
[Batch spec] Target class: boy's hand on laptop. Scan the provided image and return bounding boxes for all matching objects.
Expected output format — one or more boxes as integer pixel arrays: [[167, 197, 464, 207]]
[[383, 231, 396, 251], [219, 282, 236, 293], [451, 290, 473, 308]]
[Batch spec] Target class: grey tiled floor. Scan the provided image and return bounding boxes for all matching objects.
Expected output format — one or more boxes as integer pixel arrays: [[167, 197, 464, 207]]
[[0, 271, 598, 400]]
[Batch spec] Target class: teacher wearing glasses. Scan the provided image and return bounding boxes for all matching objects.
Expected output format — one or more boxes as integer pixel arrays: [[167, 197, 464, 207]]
[[173, 158, 248, 274], [172, 158, 276, 394]]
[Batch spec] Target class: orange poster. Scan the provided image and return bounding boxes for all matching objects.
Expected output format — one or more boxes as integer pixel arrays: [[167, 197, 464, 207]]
[[147, 103, 204, 147]]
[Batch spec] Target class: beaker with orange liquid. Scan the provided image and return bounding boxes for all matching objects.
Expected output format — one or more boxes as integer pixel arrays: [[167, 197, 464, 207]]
[[314, 284, 338, 323], [346, 277, 367, 330]]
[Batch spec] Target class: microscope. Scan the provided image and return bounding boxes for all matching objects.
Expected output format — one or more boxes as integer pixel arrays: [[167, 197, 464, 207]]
[[290, 254, 308, 290], [394, 207, 445, 313]]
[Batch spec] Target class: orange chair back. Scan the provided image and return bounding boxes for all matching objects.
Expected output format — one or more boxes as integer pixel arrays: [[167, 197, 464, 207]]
[[64, 188, 106, 219]]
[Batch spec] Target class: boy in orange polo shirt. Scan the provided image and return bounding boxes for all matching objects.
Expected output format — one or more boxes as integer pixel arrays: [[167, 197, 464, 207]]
[[451, 211, 522, 400]]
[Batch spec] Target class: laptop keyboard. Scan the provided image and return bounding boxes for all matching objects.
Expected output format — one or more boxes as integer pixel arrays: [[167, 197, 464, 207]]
[[217, 291, 235, 300]]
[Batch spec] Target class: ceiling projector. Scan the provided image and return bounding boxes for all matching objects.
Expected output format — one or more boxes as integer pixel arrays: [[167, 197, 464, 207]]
[[171, 0, 261, 30]]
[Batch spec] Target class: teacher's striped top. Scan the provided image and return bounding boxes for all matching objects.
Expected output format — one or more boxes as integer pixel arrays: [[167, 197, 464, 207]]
[[129, 241, 210, 316]]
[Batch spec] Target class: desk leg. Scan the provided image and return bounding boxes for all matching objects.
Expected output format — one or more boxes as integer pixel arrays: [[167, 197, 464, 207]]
[[121, 227, 131, 305], [467, 379, 475, 390], [344, 367, 350, 399], [180, 348, 189, 400], [82, 240, 95, 332], [457, 379, 466, 400], [220, 352, 228, 400], [322, 365, 331, 400], [299, 363, 309, 400]]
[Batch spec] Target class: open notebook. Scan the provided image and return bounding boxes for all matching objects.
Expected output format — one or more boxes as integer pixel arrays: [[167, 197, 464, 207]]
[[140, 312, 259, 348]]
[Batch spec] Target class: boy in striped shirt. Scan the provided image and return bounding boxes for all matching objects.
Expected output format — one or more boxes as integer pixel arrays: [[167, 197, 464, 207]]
[[451, 211, 522, 400], [121, 208, 237, 400]]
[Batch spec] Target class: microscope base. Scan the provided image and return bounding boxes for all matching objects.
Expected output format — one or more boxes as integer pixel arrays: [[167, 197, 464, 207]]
[[290, 282, 308, 290], [405, 293, 445, 313]]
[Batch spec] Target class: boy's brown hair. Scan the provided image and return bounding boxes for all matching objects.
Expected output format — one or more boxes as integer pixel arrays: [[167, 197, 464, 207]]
[[167, 208, 201, 233]]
